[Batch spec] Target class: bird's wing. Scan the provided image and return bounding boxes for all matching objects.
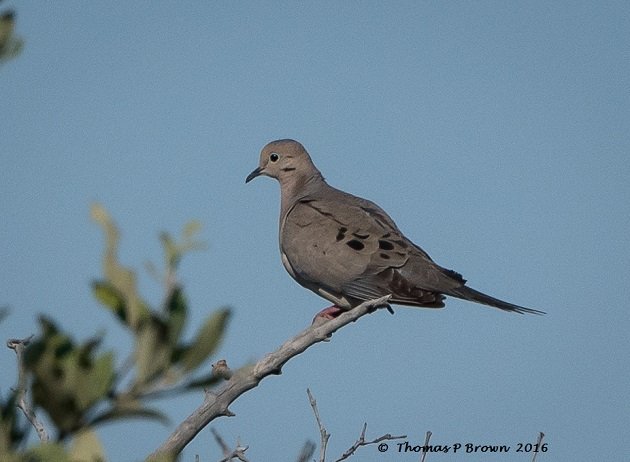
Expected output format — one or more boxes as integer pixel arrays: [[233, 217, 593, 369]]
[[281, 189, 461, 307]]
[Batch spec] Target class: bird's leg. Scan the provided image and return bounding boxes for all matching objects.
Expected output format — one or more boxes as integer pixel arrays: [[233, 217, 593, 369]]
[[311, 305, 345, 326]]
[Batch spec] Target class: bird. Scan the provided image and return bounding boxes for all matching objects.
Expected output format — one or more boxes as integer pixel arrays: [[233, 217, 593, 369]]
[[246, 139, 544, 317]]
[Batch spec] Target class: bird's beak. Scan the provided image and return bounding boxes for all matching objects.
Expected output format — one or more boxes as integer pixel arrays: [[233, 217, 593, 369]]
[[245, 166, 263, 183]]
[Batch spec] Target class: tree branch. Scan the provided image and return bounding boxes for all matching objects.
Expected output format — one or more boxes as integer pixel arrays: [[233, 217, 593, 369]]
[[307, 388, 330, 462], [531, 432, 545, 462], [419, 431, 432, 462], [210, 427, 231, 456], [335, 423, 406, 462], [211, 428, 250, 462], [305, 388, 406, 462], [7, 336, 50, 442], [149, 296, 392, 459]]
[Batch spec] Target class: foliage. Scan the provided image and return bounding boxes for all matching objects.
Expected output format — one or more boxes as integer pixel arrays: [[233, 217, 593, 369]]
[[0, 9, 24, 64], [0, 391, 27, 458], [1, 205, 231, 461]]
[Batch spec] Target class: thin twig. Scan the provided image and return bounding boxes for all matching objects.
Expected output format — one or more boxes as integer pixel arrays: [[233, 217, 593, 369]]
[[212, 428, 250, 462], [217, 446, 249, 462], [149, 296, 392, 458], [307, 388, 330, 462], [531, 432, 545, 462], [420, 431, 432, 462], [211, 427, 231, 456], [335, 422, 407, 462], [218, 442, 249, 462], [7, 336, 49, 442]]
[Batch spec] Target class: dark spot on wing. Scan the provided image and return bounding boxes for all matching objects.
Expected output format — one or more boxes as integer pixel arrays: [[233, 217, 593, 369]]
[[378, 240, 394, 250], [336, 227, 347, 241], [353, 232, 369, 239], [380, 253, 390, 259], [346, 239, 365, 251]]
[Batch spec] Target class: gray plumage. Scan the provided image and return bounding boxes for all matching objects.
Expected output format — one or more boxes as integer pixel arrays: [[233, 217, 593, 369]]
[[246, 139, 543, 315]]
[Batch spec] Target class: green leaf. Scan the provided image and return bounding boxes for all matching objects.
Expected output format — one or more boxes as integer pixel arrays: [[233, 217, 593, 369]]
[[182, 220, 202, 239], [160, 232, 179, 268], [89, 400, 169, 427], [180, 221, 206, 254], [74, 352, 115, 411], [179, 308, 231, 372], [91, 203, 150, 330], [91, 281, 127, 323], [165, 286, 187, 348], [25, 317, 115, 435], [0, 389, 26, 453], [69, 429, 107, 462], [0, 12, 24, 64], [134, 317, 172, 387], [160, 221, 206, 271], [25, 443, 71, 462]]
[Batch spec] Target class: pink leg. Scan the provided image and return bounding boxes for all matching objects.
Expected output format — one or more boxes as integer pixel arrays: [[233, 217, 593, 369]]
[[311, 305, 345, 326]]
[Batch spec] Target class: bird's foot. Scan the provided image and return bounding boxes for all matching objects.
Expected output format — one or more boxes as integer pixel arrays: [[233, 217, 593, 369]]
[[311, 305, 345, 327]]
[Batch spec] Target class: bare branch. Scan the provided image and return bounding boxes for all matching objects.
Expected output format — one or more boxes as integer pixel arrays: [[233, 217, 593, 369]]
[[307, 388, 330, 462], [335, 422, 406, 462], [419, 431, 432, 462], [211, 428, 231, 456], [306, 389, 407, 462], [217, 445, 250, 462], [149, 296, 392, 458], [531, 432, 545, 462], [7, 336, 49, 442], [211, 428, 250, 462]]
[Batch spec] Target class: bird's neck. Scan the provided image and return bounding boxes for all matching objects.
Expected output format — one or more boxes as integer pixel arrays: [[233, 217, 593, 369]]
[[280, 171, 325, 217]]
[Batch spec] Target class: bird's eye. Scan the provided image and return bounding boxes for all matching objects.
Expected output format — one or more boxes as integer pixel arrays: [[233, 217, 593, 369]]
[[270, 153, 279, 162]]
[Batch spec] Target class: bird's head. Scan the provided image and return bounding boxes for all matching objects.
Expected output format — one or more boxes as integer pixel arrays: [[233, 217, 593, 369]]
[[246, 139, 321, 186]]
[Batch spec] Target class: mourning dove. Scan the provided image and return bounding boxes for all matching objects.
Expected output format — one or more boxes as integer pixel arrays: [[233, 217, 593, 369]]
[[246, 139, 543, 316]]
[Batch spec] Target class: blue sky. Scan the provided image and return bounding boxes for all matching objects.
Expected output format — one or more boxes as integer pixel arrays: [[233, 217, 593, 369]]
[[2, 2, 629, 461]]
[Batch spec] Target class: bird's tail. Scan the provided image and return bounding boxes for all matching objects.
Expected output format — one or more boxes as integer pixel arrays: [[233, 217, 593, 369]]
[[447, 285, 545, 315]]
